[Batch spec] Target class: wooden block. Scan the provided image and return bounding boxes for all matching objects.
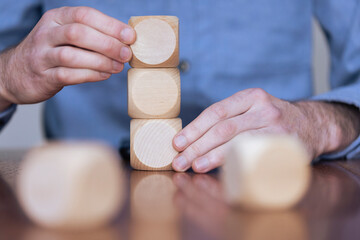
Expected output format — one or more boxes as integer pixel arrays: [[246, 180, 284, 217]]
[[128, 68, 181, 119], [129, 16, 179, 68], [222, 135, 311, 210], [130, 118, 182, 170], [17, 142, 126, 230]]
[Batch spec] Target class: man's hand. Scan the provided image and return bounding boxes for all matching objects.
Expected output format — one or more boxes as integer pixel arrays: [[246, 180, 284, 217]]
[[172, 88, 360, 173], [0, 7, 135, 111]]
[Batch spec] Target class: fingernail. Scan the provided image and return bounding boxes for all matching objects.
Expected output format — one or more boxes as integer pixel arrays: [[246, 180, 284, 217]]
[[112, 61, 123, 71], [194, 158, 210, 172], [120, 28, 135, 43], [173, 156, 188, 171], [174, 135, 187, 149], [120, 47, 131, 61]]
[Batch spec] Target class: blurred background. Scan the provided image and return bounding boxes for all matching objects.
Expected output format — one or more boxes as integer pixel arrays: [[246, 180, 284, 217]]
[[0, 20, 330, 150]]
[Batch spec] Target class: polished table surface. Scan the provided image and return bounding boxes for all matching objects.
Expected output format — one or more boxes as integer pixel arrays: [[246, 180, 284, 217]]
[[1, 150, 360, 240]]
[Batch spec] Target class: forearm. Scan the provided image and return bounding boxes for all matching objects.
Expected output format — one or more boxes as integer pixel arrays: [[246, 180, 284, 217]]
[[0, 49, 14, 111], [295, 101, 360, 158]]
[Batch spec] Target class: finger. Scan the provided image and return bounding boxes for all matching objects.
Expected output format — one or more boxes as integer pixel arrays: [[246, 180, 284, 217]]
[[50, 23, 132, 63], [46, 67, 111, 86], [191, 128, 273, 173], [173, 89, 256, 152], [53, 6, 136, 44], [191, 142, 230, 173], [47, 46, 124, 73], [173, 112, 260, 172]]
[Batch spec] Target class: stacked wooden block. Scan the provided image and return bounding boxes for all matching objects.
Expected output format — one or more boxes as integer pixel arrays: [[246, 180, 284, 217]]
[[128, 16, 182, 171]]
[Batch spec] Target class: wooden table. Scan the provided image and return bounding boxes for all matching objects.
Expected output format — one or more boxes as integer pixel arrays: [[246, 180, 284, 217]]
[[1, 150, 360, 240]]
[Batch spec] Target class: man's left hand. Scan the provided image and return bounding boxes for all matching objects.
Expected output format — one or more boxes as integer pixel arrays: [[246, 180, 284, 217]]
[[172, 88, 360, 173]]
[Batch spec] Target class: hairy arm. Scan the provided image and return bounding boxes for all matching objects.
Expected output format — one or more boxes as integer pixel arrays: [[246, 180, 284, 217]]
[[295, 101, 360, 157], [0, 49, 14, 111]]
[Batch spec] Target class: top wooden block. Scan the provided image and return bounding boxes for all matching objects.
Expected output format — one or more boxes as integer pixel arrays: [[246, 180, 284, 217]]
[[129, 16, 179, 68]]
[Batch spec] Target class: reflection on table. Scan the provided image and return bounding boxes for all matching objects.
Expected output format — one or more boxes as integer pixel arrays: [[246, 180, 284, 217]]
[[1, 150, 360, 239]]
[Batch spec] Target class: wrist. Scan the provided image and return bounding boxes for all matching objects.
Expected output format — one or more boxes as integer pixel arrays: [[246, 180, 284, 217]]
[[294, 101, 360, 157], [0, 49, 14, 111], [293, 101, 328, 158]]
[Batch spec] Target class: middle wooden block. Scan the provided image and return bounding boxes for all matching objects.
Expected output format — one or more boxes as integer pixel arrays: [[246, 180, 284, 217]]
[[128, 68, 181, 119]]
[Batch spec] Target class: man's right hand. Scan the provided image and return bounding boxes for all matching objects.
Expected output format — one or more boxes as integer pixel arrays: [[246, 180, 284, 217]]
[[0, 6, 135, 111]]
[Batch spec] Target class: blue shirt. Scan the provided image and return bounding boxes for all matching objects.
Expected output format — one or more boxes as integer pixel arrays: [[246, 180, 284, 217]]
[[0, 0, 359, 159]]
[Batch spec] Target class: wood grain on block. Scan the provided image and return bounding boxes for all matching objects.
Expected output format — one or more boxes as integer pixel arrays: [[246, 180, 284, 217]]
[[17, 142, 126, 230], [222, 135, 311, 210], [129, 16, 179, 68], [128, 68, 180, 119], [130, 118, 182, 171]]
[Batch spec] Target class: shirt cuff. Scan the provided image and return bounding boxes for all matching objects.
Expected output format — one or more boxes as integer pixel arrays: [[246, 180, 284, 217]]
[[0, 104, 17, 132], [311, 83, 360, 160]]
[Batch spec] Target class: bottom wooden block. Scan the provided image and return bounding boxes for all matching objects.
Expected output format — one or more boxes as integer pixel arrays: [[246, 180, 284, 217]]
[[130, 118, 182, 170]]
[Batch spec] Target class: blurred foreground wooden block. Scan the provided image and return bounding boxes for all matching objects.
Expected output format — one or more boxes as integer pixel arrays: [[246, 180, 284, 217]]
[[17, 142, 126, 230], [130, 118, 182, 170], [222, 135, 311, 210], [129, 16, 179, 68], [128, 68, 180, 118]]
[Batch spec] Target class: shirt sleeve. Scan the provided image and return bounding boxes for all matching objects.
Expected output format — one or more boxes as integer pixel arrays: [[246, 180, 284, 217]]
[[0, 0, 42, 51], [0, 104, 17, 132], [312, 0, 360, 159], [0, 0, 41, 131]]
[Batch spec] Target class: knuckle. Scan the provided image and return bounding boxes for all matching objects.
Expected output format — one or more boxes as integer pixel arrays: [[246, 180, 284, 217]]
[[187, 123, 202, 139], [104, 18, 117, 33], [250, 88, 270, 102], [42, 7, 66, 22], [64, 24, 81, 42], [72, 7, 91, 23], [216, 120, 238, 139], [265, 105, 282, 122], [55, 68, 69, 84], [102, 38, 116, 53], [58, 6, 70, 13], [42, 9, 56, 20], [189, 144, 203, 158], [57, 47, 72, 64], [209, 103, 228, 120], [97, 59, 112, 71], [232, 91, 245, 102]]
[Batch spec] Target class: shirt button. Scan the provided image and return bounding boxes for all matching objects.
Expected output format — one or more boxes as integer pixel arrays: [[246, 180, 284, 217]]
[[179, 59, 190, 73]]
